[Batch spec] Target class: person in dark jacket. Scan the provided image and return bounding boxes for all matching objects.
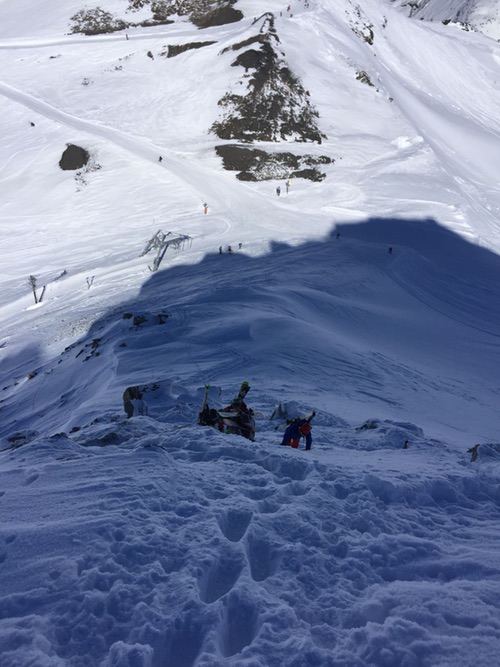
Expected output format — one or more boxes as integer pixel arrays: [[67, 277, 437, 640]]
[[281, 412, 315, 450]]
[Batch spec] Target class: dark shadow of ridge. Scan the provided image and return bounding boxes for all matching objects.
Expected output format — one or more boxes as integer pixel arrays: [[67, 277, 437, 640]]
[[1, 216, 500, 440]]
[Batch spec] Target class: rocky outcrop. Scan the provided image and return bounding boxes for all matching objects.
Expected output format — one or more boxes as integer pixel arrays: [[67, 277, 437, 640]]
[[212, 14, 325, 144], [356, 70, 374, 87], [59, 144, 90, 171], [191, 3, 243, 27], [70, 1, 242, 34], [347, 5, 374, 45], [215, 145, 332, 182], [161, 41, 217, 58], [70, 8, 129, 35]]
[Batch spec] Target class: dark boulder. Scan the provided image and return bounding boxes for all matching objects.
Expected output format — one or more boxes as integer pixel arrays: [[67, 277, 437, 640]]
[[59, 144, 90, 171], [192, 4, 243, 28]]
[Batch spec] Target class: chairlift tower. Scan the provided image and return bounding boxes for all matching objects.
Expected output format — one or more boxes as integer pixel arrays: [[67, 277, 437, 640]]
[[141, 229, 192, 271]]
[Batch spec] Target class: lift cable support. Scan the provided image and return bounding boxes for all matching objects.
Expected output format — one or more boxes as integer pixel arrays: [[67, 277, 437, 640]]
[[141, 229, 192, 272]]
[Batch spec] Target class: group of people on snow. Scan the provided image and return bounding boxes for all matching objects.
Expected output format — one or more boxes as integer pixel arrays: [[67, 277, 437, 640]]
[[219, 243, 243, 254], [123, 381, 314, 450], [276, 179, 291, 197], [198, 382, 315, 450]]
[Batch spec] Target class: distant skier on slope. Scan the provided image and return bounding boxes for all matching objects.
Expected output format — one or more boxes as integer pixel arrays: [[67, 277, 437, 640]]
[[281, 411, 315, 450], [276, 186, 281, 197]]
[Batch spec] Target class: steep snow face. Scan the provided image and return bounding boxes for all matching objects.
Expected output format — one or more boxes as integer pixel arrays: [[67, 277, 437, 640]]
[[390, 0, 500, 39], [2, 220, 500, 448]]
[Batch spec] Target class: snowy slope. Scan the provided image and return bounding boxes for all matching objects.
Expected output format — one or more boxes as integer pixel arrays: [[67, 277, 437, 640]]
[[391, 0, 500, 39], [1, 0, 500, 665], [1, 421, 500, 666]]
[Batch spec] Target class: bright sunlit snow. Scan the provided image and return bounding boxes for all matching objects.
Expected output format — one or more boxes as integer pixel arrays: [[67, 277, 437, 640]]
[[1, 0, 500, 665]]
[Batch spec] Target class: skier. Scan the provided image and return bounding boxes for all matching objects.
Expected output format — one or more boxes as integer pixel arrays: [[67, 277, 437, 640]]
[[227, 245, 233, 253], [238, 242, 243, 249], [276, 186, 281, 197], [219, 245, 223, 254], [158, 155, 163, 163], [281, 411, 315, 450], [198, 382, 255, 441], [285, 178, 290, 194], [203, 202, 208, 215], [122, 386, 148, 418], [467, 444, 480, 462], [220, 382, 255, 441]]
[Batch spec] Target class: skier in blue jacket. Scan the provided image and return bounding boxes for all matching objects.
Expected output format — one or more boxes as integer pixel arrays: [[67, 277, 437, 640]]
[[281, 412, 315, 450]]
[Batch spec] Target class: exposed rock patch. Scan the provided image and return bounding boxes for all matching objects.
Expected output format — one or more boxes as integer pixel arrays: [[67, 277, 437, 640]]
[[70, 8, 128, 35], [442, 19, 475, 32], [191, 3, 243, 28], [70, 7, 174, 35], [161, 41, 217, 58], [128, 0, 242, 29], [348, 5, 375, 45], [59, 144, 90, 171], [356, 70, 374, 87], [212, 14, 325, 144], [215, 145, 332, 181]]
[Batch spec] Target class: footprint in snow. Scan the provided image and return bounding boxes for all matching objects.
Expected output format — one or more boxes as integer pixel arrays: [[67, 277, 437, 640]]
[[217, 509, 252, 542], [245, 531, 280, 582], [198, 548, 244, 603], [218, 590, 260, 658]]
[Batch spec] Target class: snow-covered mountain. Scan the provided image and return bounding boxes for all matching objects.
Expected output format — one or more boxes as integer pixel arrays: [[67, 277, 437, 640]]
[[391, 0, 500, 38], [1, 0, 500, 665]]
